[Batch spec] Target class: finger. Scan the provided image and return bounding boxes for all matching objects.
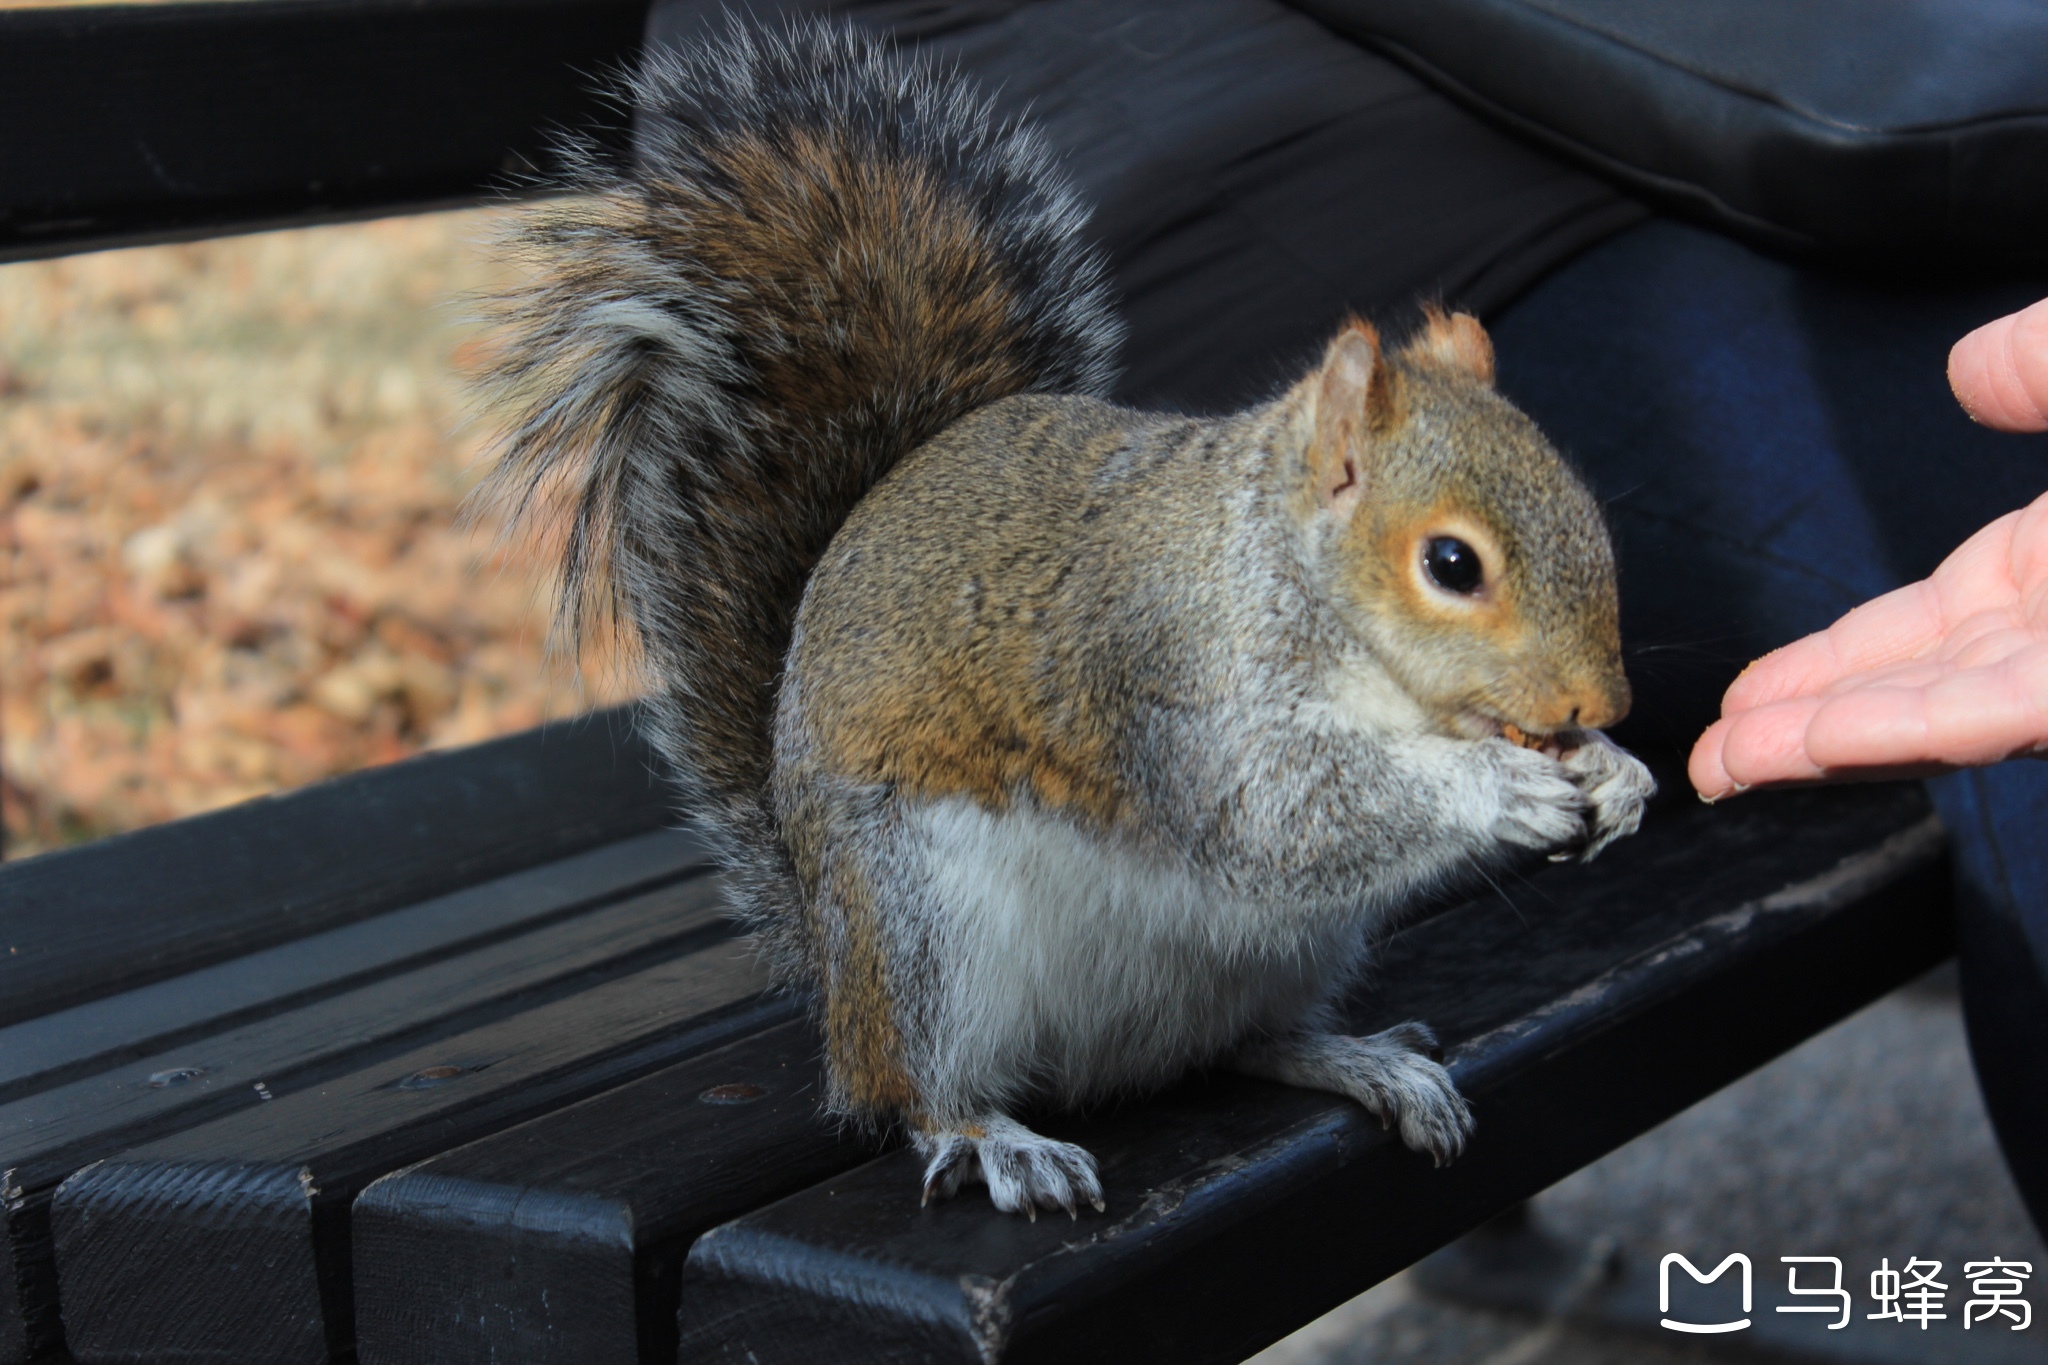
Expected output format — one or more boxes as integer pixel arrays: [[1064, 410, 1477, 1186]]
[[1806, 647, 2048, 769], [1799, 686, 1933, 770], [1698, 693, 1960, 792], [1723, 507, 2042, 716], [1937, 618, 2034, 673], [1716, 697, 1830, 788], [1949, 297, 2048, 433], [1723, 580, 1947, 713], [1720, 640, 1838, 715], [1689, 715, 1800, 798], [1806, 651, 2048, 769], [1689, 717, 1736, 798]]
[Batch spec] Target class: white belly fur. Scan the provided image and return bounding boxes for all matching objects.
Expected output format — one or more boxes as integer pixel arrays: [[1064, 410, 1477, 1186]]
[[909, 796, 1376, 1116]]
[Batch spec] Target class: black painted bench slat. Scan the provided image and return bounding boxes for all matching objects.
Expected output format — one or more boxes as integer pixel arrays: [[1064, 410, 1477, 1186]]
[[8, 871, 732, 1190], [0, 708, 664, 1032], [0, 829, 706, 1108], [353, 1020, 867, 1365]]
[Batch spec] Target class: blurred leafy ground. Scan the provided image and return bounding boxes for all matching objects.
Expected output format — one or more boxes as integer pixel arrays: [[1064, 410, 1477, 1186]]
[[0, 208, 637, 857]]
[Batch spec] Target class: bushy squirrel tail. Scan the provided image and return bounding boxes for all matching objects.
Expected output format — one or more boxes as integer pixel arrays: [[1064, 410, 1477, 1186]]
[[476, 20, 1121, 951]]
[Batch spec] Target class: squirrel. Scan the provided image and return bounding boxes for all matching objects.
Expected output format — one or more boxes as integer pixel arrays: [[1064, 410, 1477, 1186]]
[[476, 20, 1657, 1217]]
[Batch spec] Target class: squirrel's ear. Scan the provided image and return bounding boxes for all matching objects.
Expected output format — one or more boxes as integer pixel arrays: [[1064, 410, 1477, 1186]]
[[1310, 320, 1390, 516], [1402, 306, 1495, 385]]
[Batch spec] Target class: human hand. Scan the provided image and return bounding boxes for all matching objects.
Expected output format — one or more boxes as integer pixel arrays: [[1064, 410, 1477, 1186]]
[[1689, 297, 2048, 799], [1690, 495, 2048, 797]]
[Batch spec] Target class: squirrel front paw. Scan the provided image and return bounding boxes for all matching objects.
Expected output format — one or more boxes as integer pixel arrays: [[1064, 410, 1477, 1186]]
[[1559, 730, 1657, 860], [1474, 737, 1588, 855]]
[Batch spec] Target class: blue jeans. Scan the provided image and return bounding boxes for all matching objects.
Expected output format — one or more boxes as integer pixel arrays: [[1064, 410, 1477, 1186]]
[[1491, 221, 2048, 1231]]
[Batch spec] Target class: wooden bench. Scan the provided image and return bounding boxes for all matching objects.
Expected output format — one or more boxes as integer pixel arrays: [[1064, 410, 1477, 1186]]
[[0, 4, 1959, 1362], [1, 716, 1951, 1364]]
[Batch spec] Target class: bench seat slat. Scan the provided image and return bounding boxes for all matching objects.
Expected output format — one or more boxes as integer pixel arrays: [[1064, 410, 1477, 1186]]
[[0, 829, 707, 1104], [353, 1020, 861, 1365], [3, 875, 729, 1190], [0, 709, 665, 1031]]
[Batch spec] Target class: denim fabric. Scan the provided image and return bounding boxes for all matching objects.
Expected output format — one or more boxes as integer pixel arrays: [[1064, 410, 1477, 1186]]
[[1491, 219, 2048, 1227]]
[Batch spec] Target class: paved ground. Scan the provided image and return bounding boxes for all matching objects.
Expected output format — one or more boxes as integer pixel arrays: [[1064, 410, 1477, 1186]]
[[1247, 967, 2048, 1364]]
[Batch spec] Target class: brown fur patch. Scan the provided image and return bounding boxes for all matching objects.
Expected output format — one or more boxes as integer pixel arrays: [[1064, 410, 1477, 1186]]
[[796, 401, 1141, 831], [824, 857, 921, 1117], [813, 626, 1127, 827]]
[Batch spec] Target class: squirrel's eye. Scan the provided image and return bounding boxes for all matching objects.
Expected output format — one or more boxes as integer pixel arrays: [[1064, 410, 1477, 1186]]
[[1423, 536, 1484, 595]]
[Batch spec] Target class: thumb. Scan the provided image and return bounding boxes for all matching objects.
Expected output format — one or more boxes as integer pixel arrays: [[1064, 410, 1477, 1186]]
[[1949, 297, 2048, 433]]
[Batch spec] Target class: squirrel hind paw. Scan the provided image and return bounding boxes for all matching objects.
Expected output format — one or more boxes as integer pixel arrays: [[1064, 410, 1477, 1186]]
[[1234, 1027, 1474, 1165], [1337, 1030, 1474, 1165], [915, 1115, 1104, 1218]]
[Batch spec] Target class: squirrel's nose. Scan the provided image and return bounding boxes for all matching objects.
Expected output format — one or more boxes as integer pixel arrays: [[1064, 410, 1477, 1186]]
[[1526, 673, 1629, 734], [1563, 676, 1631, 731]]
